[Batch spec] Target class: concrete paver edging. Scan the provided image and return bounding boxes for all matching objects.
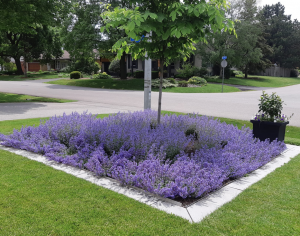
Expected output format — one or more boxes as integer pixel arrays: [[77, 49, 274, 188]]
[[0, 144, 300, 223]]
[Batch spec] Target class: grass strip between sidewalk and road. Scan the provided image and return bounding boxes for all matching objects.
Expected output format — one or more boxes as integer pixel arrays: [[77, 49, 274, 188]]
[[0, 112, 300, 235], [0, 92, 76, 103], [47, 78, 241, 93]]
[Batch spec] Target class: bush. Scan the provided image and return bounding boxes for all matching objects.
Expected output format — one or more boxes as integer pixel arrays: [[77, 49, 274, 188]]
[[224, 66, 231, 79], [290, 69, 299, 78], [70, 71, 81, 79], [133, 70, 144, 78], [108, 59, 120, 74], [178, 81, 189, 87], [71, 57, 100, 75], [152, 71, 159, 79], [233, 70, 244, 78], [176, 63, 200, 79], [199, 67, 208, 77], [167, 78, 177, 84], [151, 78, 178, 89], [59, 66, 72, 73], [188, 76, 207, 86], [93, 72, 112, 79]]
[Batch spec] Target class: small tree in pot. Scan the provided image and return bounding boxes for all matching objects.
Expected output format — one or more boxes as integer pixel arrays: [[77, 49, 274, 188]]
[[251, 91, 293, 142]]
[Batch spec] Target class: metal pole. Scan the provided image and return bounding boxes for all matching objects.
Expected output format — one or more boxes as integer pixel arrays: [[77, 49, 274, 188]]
[[144, 51, 151, 109], [222, 66, 224, 93], [144, 31, 152, 110]]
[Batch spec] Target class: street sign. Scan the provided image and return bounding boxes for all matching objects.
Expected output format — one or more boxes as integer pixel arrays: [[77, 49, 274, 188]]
[[130, 35, 145, 43], [222, 56, 227, 60], [221, 60, 228, 68]]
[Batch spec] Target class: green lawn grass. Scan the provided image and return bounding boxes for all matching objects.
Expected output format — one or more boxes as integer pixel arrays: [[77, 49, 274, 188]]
[[0, 114, 300, 234], [0, 72, 69, 81], [47, 78, 240, 93], [206, 75, 300, 87], [0, 92, 76, 103]]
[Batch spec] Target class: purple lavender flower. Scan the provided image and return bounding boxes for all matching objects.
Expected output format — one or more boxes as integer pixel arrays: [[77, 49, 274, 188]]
[[0, 110, 286, 199]]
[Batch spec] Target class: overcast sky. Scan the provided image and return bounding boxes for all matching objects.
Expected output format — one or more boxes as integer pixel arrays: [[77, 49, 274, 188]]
[[257, 0, 299, 21]]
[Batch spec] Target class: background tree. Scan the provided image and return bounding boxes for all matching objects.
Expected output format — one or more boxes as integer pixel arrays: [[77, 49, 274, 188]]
[[102, 0, 235, 123], [61, 0, 133, 79], [259, 2, 300, 68], [0, 0, 70, 74], [197, 0, 272, 78]]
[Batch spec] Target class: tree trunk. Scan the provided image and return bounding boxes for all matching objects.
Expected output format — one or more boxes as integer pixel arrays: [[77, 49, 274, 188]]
[[245, 64, 248, 79], [14, 57, 24, 75], [120, 51, 127, 80], [157, 57, 164, 125]]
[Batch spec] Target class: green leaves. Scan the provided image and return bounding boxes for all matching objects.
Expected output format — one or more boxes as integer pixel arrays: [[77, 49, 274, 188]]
[[128, 21, 135, 31], [170, 11, 176, 21]]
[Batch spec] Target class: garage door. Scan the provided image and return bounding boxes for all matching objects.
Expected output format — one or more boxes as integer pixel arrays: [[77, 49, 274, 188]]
[[28, 63, 40, 72]]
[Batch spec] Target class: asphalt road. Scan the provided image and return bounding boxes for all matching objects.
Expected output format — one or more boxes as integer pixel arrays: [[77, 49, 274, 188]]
[[0, 79, 299, 126]]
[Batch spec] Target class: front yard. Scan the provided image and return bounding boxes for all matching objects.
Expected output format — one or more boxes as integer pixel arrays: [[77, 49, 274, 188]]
[[47, 78, 240, 93], [0, 148, 299, 235], [206, 75, 300, 87], [0, 112, 300, 235]]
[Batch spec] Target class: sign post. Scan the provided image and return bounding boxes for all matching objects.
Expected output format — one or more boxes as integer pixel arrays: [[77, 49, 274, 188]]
[[221, 56, 228, 93], [131, 33, 151, 110]]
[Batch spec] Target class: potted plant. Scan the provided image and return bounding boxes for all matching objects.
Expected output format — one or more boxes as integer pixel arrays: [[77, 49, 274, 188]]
[[250, 91, 293, 142]]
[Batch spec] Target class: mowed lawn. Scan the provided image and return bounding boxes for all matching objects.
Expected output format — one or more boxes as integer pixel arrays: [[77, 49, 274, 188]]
[[1, 113, 300, 235], [0, 92, 75, 103], [47, 78, 240, 93], [206, 75, 300, 87], [0, 73, 69, 81]]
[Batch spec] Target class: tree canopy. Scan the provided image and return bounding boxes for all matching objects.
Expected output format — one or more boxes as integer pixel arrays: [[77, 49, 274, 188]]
[[102, 0, 235, 123], [0, 0, 71, 74], [260, 2, 300, 68]]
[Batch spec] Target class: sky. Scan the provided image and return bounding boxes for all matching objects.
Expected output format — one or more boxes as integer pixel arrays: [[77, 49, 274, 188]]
[[257, 0, 300, 21]]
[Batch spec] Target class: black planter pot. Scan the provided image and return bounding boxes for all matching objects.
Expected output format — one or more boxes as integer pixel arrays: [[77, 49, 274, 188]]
[[250, 120, 289, 142]]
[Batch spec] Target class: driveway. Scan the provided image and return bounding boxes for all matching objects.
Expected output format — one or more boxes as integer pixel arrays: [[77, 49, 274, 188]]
[[0, 79, 299, 127]]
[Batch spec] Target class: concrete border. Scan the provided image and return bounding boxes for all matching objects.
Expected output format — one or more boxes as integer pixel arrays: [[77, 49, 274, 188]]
[[1, 144, 300, 223]]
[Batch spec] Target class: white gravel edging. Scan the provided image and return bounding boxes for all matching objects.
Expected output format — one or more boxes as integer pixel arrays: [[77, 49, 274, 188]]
[[1, 144, 299, 223]]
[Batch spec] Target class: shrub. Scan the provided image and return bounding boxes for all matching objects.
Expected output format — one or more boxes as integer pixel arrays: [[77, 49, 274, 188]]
[[188, 76, 207, 86], [60, 66, 72, 73], [167, 78, 177, 84], [290, 69, 299, 78], [71, 57, 100, 75], [199, 67, 208, 77], [133, 70, 144, 78], [151, 78, 178, 89], [178, 81, 189, 87], [176, 63, 200, 79], [70, 71, 81, 79], [152, 71, 159, 79], [254, 91, 293, 122], [233, 70, 244, 78], [108, 59, 120, 74], [223, 66, 231, 79], [93, 72, 112, 79]]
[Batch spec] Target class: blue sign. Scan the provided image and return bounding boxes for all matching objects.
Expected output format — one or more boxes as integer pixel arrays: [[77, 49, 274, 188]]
[[130, 35, 145, 43], [222, 56, 227, 60]]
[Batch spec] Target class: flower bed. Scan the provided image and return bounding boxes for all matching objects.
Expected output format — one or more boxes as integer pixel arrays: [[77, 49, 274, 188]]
[[0, 111, 286, 200]]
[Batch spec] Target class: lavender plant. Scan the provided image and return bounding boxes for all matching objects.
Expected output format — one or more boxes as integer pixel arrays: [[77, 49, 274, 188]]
[[0, 111, 286, 199]]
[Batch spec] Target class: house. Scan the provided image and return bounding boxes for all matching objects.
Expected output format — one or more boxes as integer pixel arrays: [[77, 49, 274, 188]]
[[101, 53, 202, 77], [24, 50, 101, 72]]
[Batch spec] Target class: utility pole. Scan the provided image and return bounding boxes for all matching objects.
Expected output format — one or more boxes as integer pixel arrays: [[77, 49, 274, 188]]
[[144, 32, 152, 110]]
